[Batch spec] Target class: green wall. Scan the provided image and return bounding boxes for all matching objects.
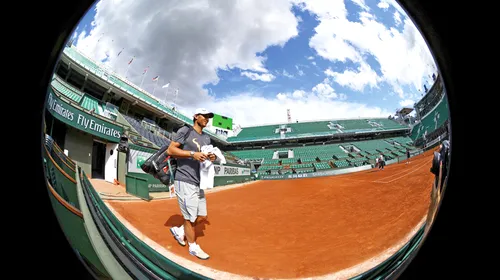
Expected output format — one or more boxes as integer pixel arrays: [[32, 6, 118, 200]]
[[46, 88, 124, 142], [117, 151, 127, 186], [127, 172, 170, 192], [127, 172, 251, 191], [214, 175, 251, 186], [46, 180, 110, 278], [65, 127, 92, 177]]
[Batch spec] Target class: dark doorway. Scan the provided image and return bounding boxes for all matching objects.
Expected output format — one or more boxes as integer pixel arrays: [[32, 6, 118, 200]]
[[46, 112, 68, 149], [92, 140, 106, 179]]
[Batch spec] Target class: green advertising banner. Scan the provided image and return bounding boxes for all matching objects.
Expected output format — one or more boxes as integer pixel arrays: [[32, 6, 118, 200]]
[[127, 146, 251, 191], [46, 89, 124, 142], [126, 172, 170, 192], [258, 164, 374, 180]]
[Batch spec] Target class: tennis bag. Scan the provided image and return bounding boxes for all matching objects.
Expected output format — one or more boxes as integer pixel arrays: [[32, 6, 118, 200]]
[[140, 142, 177, 185], [140, 126, 193, 185]]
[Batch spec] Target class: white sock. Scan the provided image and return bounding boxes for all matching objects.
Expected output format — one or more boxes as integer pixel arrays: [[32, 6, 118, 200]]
[[189, 242, 197, 249], [178, 225, 185, 235]]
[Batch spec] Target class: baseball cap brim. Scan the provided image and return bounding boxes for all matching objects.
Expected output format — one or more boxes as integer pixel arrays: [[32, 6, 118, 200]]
[[195, 108, 214, 118]]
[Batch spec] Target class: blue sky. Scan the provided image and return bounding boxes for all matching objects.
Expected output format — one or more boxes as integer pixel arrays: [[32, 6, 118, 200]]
[[70, 0, 437, 127]]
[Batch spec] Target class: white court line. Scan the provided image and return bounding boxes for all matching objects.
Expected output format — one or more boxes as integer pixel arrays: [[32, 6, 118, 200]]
[[373, 161, 430, 184], [375, 159, 429, 181]]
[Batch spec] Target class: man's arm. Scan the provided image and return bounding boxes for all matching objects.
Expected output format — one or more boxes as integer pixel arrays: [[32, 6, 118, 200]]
[[167, 140, 208, 162], [167, 140, 192, 159]]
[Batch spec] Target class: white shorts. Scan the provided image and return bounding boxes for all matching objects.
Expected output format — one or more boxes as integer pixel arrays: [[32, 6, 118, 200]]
[[174, 180, 207, 223]]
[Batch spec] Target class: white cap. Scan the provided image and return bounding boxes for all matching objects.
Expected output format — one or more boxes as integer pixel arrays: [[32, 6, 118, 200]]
[[194, 108, 214, 118]]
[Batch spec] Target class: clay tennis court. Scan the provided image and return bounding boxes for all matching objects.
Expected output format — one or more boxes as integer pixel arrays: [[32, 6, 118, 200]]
[[106, 149, 435, 279]]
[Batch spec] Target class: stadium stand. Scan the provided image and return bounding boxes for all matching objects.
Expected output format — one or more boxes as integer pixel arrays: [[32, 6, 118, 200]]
[[121, 114, 170, 148], [230, 137, 415, 176], [228, 118, 408, 143], [410, 95, 449, 141], [61, 45, 222, 140], [407, 73, 449, 149], [52, 45, 451, 178]]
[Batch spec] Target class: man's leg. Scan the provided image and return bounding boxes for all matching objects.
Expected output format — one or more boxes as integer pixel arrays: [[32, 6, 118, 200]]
[[170, 181, 188, 246], [187, 189, 209, 260], [184, 218, 196, 244], [171, 181, 202, 247], [178, 182, 210, 260]]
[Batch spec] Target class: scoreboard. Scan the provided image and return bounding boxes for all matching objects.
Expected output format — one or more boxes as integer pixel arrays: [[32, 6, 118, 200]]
[[211, 114, 233, 130]]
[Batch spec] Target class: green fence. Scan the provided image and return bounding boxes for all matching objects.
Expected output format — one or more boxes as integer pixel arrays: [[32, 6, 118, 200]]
[[125, 174, 151, 200], [43, 138, 110, 278], [80, 168, 211, 279]]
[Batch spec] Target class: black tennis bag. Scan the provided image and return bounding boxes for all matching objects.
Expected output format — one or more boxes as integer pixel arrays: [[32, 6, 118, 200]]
[[140, 141, 177, 185], [140, 126, 193, 185]]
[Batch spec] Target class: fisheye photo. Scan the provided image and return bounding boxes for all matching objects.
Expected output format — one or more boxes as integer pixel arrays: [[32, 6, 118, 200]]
[[42, 0, 451, 279]]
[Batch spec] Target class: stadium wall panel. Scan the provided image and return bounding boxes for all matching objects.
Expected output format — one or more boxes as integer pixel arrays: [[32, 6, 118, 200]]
[[64, 127, 93, 176], [117, 151, 127, 186], [126, 172, 169, 192], [214, 175, 252, 186], [258, 165, 373, 180], [47, 185, 110, 277], [43, 146, 110, 277], [46, 88, 124, 142], [127, 148, 252, 191]]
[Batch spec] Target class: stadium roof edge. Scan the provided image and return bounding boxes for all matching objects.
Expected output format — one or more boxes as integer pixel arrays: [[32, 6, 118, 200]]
[[238, 116, 396, 129], [65, 46, 162, 103], [60, 46, 230, 144]]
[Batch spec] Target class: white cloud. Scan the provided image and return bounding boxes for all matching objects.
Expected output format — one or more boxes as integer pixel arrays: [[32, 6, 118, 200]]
[[74, 0, 300, 107], [376, 0, 407, 16], [71, 27, 79, 40], [377, 0, 389, 10], [351, 0, 370, 11], [386, 0, 408, 16], [324, 68, 335, 76], [282, 70, 294, 78], [276, 92, 288, 100], [201, 90, 390, 127], [70, 0, 427, 128], [325, 61, 379, 92], [296, 0, 437, 98], [292, 89, 306, 98], [394, 11, 402, 25], [312, 82, 338, 99], [241, 71, 276, 82], [399, 99, 414, 107]]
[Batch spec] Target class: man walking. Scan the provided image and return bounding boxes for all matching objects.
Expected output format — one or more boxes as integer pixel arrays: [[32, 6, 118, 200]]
[[167, 108, 217, 260]]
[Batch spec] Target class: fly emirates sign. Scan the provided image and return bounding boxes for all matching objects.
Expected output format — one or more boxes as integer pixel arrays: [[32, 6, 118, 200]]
[[46, 90, 123, 142]]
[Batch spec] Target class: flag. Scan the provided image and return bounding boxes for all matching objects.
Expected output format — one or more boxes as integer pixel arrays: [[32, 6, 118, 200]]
[[152, 76, 159, 81], [162, 83, 170, 88], [128, 57, 134, 64]]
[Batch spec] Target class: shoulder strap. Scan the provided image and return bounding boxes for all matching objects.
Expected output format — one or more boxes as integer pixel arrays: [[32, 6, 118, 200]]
[[184, 126, 193, 142]]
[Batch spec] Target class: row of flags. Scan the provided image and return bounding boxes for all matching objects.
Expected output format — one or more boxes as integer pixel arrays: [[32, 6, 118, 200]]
[[85, 34, 177, 96]]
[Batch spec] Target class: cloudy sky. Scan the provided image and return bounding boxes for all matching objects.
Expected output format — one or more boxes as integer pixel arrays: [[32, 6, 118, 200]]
[[70, 0, 437, 127]]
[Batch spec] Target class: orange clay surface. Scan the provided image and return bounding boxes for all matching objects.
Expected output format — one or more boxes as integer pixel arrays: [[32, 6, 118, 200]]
[[107, 150, 435, 279]]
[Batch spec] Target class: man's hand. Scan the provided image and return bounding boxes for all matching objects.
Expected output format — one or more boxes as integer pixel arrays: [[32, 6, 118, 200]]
[[193, 152, 208, 162], [208, 153, 217, 162]]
